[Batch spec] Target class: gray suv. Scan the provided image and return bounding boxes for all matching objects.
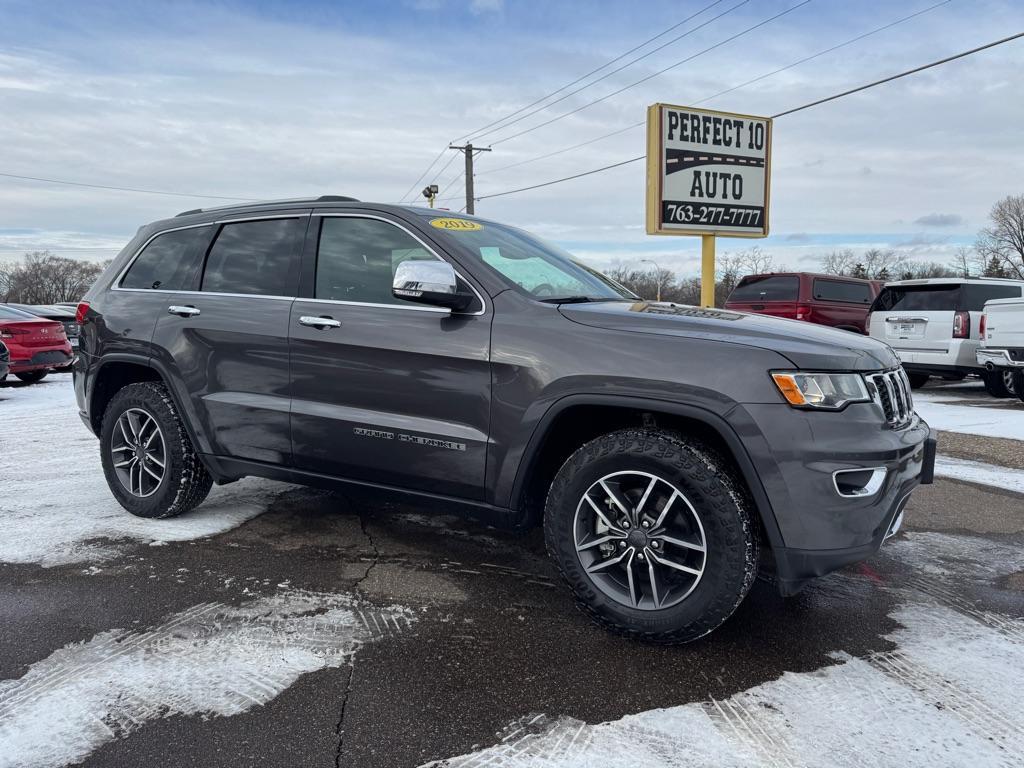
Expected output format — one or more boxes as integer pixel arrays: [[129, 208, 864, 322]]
[[73, 198, 936, 643]]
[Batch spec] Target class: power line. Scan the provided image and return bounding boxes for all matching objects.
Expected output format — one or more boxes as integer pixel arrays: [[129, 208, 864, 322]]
[[0, 171, 255, 201], [465, 0, 748, 144], [454, 0, 729, 142], [486, 0, 813, 148], [474, 30, 1024, 202], [771, 28, 1024, 118], [477, 0, 953, 177], [396, 145, 450, 203]]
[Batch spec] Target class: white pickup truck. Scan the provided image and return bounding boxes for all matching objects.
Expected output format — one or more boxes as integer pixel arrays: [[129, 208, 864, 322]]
[[977, 296, 1024, 401]]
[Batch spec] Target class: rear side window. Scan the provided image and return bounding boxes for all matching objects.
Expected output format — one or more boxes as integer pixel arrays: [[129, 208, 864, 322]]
[[201, 218, 303, 296], [872, 285, 960, 312], [961, 284, 1022, 310], [121, 227, 210, 291], [315, 217, 438, 305], [812, 279, 873, 304], [728, 275, 798, 302]]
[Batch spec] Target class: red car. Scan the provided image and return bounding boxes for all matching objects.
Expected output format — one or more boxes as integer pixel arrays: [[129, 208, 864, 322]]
[[0, 304, 73, 384], [725, 272, 881, 334]]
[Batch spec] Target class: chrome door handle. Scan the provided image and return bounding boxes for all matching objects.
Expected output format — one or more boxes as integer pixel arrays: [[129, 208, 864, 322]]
[[168, 305, 200, 317], [299, 315, 341, 329]]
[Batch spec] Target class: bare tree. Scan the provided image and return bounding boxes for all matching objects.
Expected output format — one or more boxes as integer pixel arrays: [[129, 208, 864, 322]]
[[821, 249, 856, 276], [0, 252, 104, 304], [952, 246, 975, 278], [975, 194, 1024, 279]]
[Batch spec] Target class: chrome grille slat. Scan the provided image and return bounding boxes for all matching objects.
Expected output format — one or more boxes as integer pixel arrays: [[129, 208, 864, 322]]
[[867, 369, 914, 428]]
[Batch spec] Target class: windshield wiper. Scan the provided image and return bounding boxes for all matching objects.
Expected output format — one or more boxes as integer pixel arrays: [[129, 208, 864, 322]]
[[537, 296, 632, 304]]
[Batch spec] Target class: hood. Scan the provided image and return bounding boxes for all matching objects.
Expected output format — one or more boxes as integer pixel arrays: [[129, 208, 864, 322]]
[[559, 301, 899, 372]]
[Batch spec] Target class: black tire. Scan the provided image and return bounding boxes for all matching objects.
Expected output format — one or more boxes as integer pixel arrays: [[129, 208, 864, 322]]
[[1013, 370, 1024, 403], [982, 369, 1015, 398], [14, 370, 48, 384], [906, 372, 930, 390], [99, 381, 213, 518], [544, 429, 758, 644]]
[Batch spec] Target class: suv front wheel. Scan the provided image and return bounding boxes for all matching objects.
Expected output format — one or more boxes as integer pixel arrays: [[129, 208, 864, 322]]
[[100, 382, 213, 518], [544, 429, 758, 644]]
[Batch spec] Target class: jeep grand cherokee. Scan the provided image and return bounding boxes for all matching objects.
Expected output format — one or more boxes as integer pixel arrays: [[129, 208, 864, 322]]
[[73, 197, 936, 643]]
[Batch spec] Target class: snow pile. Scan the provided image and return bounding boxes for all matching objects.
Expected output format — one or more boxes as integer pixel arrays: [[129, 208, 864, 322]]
[[934, 455, 1024, 494], [0, 379, 286, 566], [424, 532, 1024, 768], [913, 393, 1024, 441], [0, 590, 415, 768]]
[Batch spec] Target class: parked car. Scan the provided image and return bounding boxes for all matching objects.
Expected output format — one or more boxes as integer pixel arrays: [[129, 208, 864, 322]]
[[868, 278, 1024, 393], [725, 272, 880, 334], [0, 339, 9, 381], [5, 303, 80, 350], [977, 295, 1024, 401], [0, 304, 73, 383], [74, 198, 935, 643]]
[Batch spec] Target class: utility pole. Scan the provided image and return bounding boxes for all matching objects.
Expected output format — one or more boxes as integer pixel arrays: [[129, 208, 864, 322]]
[[448, 143, 491, 215], [640, 259, 663, 302]]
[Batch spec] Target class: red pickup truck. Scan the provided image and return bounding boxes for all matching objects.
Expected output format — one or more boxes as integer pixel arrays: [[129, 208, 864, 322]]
[[725, 272, 881, 334]]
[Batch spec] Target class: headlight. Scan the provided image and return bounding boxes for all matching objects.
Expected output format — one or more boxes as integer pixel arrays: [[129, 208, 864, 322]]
[[771, 372, 870, 410]]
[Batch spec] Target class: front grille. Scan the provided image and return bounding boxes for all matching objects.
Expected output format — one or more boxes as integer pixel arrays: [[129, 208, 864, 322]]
[[866, 368, 914, 428]]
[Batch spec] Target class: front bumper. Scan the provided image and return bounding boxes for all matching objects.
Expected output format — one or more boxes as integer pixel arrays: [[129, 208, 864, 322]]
[[976, 348, 1024, 369], [731, 399, 935, 595]]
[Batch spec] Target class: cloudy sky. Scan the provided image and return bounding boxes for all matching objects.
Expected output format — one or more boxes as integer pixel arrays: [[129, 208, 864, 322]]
[[0, 0, 1022, 276]]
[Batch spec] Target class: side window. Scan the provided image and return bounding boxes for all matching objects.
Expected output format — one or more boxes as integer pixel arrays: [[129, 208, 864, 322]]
[[121, 227, 210, 290], [315, 217, 437, 304], [729, 275, 799, 302], [201, 218, 303, 296], [812, 279, 873, 304], [962, 284, 1023, 310]]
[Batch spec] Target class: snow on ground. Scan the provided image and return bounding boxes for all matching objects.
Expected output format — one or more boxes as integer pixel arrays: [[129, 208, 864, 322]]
[[0, 378, 288, 566], [0, 590, 415, 768], [934, 455, 1024, 494], [913, 388, 1024, 441], [424, 532, 1024, 768]]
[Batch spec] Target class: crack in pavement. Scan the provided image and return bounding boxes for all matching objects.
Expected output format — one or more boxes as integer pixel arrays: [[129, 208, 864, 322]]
[[335, 511, 381, 768]]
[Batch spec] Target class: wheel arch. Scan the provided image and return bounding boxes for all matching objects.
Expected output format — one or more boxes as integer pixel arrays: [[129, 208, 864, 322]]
[[509, 395, 785, 553]]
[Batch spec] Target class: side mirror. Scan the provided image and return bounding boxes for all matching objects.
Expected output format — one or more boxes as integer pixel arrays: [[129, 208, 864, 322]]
[[392, 260, 474, 312]]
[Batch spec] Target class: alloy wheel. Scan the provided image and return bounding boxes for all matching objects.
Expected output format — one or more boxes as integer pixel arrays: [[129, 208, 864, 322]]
[[573, 471, 706, 610], [110, 407, 167, 498]]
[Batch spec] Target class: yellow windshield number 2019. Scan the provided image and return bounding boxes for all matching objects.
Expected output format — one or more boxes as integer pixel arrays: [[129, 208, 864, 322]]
[[429, 218, 482, 232]]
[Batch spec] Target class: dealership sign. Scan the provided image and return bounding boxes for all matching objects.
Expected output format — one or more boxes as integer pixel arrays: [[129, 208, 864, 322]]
[[646, 104, 772, 237]]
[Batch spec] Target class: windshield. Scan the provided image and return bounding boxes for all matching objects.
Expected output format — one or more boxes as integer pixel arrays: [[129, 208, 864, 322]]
[[423, 216, 636, 301]]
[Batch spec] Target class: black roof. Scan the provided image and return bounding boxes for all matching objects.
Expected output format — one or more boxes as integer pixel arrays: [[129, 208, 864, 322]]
[[175, 195, 360, 217]]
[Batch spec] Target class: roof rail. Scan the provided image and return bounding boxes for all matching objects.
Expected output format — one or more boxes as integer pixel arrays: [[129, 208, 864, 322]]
[[175, 195, 360, 217]]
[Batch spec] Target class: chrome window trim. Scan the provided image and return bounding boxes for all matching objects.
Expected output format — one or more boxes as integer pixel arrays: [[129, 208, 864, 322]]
[[314, 212, 488, 317], [112, 213, 311, 295]]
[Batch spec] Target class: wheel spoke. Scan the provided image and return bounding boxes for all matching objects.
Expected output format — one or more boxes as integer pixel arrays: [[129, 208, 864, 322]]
[[111, 444, 133, 453], [657, 534, 706, 553], [114, 457, 136, 468], [146, 451, 165, 469], [636, 476, 658, 516], [584, 495, 624, 536], [117, 417, 133, 445], [585, 550, 628, 574], [625, 550, 638, 607], [142, 462, 162, 482], [644, 548, 662, 609], [125, 411, 142, 442], [650, 490, 679, 529], [649, 550, 702, 577], [598, 479, 631, 519], [576, 534, 622, 552]]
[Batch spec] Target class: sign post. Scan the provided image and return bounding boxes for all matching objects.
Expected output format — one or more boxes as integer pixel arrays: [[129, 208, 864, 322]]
[[645, 103, 772, 307]]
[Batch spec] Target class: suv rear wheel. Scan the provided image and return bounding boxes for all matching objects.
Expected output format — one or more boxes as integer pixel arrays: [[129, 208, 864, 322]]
[[544, 429, 758, 644], [1013, 370, 1024, 403], [99, 382, 213, 518], [982, 369, 1015, 398], [906, 372, 930, 390]]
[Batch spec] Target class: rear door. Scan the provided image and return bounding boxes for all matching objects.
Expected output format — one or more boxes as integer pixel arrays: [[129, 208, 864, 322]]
[[869, 283, 962, 359], [151, 212, 307, 464], [725, 275, 799, 319], [288, 212, 491, 500]]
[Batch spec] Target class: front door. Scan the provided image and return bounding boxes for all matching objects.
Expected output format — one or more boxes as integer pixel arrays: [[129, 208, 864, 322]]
[[289, 213, 491, 500]]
